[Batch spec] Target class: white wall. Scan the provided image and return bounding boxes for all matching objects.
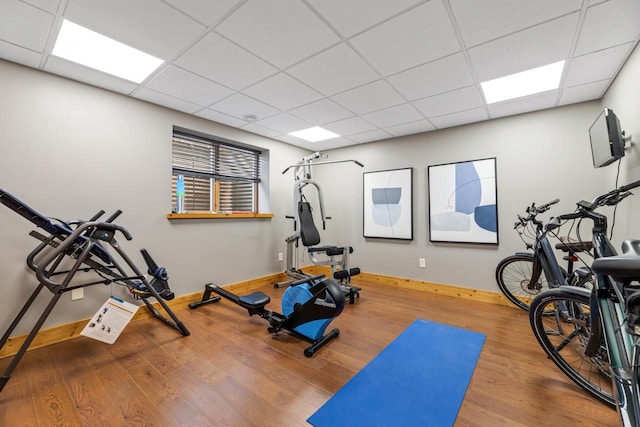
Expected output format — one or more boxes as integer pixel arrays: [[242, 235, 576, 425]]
[[0, 59, 308, 334]]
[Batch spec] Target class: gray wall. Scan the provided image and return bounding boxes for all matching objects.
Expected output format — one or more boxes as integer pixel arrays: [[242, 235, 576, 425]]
[[1, 42, 639, 335], [0, 59, 307, 334]]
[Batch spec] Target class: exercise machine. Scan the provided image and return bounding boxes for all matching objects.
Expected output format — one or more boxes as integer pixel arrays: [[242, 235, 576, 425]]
[[0, 188, 189, 394], [276, 152, 363, 304], [189, 275, 345, 357]]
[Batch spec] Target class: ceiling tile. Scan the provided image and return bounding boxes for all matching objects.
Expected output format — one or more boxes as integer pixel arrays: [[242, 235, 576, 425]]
[[23, 0, 59, 13], [323, 116, 377, 136], [242, 73, 322, 111], [384, 120, 436, 137], [44, 56, 138, 94], [240, 122, 283, 138], [0, 40, 42, 68], [429, 107, 488, 129], [0, 0, 53, 52], [313, 137, 356, 150], [564, 43, 635, 87], [450, 0, 582, 47], [287, 43, 380, 96], [215, 0, 340, 68], [350, 0, 460, 76], [307, 0, 424, 38], [209, 93, 280, 121], [331, 80, 405, 114], [133, 88, 202, 114], [289, 99, 353, 124], [388, 53, 474, 100], [175, 32, 276, 90], [413, 86, 484, 118], [468, 13, 580, 81], [559, 79, 610, 105], [575, 0, 640, 56], [348, 129, 393, 143], [163, 0, 241, 27], [362, 104, 423, 128], [254, 113, 313, 134], [145, 65, 234, 106], [195, 109, 247, 127], [487, 91, 558, 118], [64, 0, 205, 59]]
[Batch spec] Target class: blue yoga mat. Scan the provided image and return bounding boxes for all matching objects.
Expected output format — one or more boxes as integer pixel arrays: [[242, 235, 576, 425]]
[[307, 319, 486, 427]]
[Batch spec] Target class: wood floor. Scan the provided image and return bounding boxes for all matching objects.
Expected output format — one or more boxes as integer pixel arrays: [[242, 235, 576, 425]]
[[0, 278, 618, 426]]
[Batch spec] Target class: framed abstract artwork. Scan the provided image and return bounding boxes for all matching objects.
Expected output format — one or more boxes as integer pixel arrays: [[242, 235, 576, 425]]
[[427, 158, 498, 244], [363, 168, 413, 240]]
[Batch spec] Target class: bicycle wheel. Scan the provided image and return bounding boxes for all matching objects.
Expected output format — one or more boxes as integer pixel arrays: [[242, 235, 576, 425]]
[[529, 289, 614, 407], [496, 254, 551, 311]]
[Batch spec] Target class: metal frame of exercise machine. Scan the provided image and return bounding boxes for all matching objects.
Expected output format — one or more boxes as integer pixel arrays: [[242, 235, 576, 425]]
[[0, 189, 189, 394], [275, 152, 363, 304], [189, 274, 345, 357]]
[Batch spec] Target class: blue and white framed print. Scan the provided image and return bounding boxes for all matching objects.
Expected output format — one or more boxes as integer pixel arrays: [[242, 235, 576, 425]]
[[363, 167, 413, 240]]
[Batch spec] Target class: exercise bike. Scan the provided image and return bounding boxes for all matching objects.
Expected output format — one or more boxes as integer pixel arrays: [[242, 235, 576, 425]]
[[189, 275, 345, 357]]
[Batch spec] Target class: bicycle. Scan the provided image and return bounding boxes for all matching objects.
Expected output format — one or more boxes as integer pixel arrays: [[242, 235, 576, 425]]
[[529, 179, 640, 425], [496, 199, 594, 311]]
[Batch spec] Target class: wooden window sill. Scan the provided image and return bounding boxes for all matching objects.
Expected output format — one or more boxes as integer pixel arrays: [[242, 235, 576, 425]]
[[166, 212, 273, 220]]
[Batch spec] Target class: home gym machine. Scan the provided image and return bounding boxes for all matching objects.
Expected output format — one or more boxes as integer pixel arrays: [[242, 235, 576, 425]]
[[276, 152, 363, 304], [189, 274, 345, 357], [0, 188, 189, 394]]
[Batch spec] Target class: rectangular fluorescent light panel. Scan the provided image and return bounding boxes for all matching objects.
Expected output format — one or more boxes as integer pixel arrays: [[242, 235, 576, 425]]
[[52, 20, 163, 83], [289, 126, 339, 142], [481, 61, 565, 104]]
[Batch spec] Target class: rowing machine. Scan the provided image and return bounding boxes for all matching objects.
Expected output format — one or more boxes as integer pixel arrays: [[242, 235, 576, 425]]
[[189, 275, 345, 357]]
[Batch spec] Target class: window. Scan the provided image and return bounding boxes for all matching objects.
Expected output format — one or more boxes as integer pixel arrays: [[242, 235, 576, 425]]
[[172, 130, 261, 213]]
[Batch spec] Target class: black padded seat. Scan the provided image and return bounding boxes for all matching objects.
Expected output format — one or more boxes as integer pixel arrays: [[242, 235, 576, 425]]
[[239, 292, 270, 308]]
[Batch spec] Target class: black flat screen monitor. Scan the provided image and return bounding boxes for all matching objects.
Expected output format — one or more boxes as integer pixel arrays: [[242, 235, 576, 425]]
[[589, 107, 625, 168]]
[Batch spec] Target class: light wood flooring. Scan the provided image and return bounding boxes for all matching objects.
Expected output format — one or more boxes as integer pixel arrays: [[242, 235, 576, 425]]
[[0, 279, 618, 426]]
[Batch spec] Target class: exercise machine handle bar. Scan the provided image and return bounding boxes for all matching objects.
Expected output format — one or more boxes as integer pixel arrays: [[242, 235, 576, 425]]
[[282, 158, 364, 175], [34, 221, 132, 292]]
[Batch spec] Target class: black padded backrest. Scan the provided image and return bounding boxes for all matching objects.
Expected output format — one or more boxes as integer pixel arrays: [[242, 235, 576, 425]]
[[298, 202, 321, 247]]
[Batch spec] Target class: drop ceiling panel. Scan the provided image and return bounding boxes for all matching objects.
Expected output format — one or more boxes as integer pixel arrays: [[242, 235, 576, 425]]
[[64, 0, 205, 59], [574, 0, 640, 56], [23, 0, 60, 14], [559, 80, 610, 105], [429, 107, 488, 129], [348, 129, 392, 144], [450, 0, 582, 47], [174, 32, 276, 90], [289, 99, 354, 125], [468, 13, 580, 81], [362, 104, 424, 128], [209, 93, 280, 121], [134, 88, 201, 114], [146, 66, 234, 107], [215, 0, 340, 68], [287, 43, 380, 96], [44, 56, 138, 94], [307, 0, 424, 38], [0, 40, 42, 68], [388, 53, 474, 101], [384, 120, 436, 137], [254, 113, 312, 134], [195, 109, 247, 127], [413, 86, 484, 118], [350, 0, 460, 76], [323, 116, 377, 136], [488, 91, 558, 118], [162, 0, 242, 27], [0, 0, 53, 52], [332, 80, 405, 115], [242, 73, 323, 111], [564, 43, 635, 87]]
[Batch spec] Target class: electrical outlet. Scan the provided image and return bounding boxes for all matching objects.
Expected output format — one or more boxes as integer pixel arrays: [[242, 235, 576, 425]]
[[278, 252, 284, 262], [419, 258, 426, 268], [71, 288, 84, 300]]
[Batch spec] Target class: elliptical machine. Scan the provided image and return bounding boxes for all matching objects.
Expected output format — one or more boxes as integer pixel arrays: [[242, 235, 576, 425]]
[[276, 152, 363, 304], [189, 275, 345, 357]]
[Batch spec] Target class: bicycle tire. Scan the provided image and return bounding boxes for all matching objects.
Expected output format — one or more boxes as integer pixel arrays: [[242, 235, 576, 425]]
[[496, 254, 551, 311], [529, 289, 614, 407]]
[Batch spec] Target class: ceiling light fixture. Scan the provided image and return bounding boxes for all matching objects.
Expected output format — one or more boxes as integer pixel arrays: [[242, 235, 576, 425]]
[[481, 60, 565, 104], [289, 126, 339, 142], [242, 114, 258, 122], [52, 20, 164, 83]]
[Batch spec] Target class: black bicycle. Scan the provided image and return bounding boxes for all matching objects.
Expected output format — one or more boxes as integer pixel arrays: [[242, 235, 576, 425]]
[[496, 199, 594, 311], [529, 180, 640, 424]]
